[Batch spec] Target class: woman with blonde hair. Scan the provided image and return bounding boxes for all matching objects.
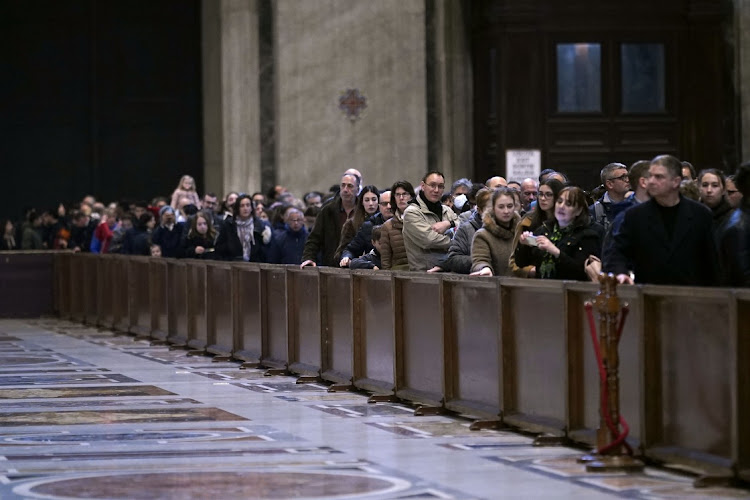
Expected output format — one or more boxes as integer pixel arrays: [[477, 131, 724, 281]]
[[170, 175, 202, 210]]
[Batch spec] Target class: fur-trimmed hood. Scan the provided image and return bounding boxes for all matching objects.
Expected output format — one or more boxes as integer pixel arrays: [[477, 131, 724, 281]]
[[481, 211, 519, 240]]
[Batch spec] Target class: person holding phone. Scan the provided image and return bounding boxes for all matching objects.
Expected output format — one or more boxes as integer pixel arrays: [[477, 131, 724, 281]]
[[514, 186, 602, 281]]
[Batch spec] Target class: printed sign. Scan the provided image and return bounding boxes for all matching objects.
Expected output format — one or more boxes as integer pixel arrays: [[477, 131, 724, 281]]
[[506, 149, 541, 182]]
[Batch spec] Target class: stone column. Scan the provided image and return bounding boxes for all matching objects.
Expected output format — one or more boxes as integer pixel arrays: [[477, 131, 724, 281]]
[[202, 0, 262, 198], [274, 0, 428, 195], [432, 0, 473, 183], [738, 0, 750, 161]]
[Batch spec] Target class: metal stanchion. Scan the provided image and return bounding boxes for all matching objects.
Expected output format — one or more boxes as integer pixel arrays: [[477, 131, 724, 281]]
[[579, 273, 644, 472]]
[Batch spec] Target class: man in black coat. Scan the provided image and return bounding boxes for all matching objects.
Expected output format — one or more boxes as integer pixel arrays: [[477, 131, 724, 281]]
[[603, 154, 719, 286]]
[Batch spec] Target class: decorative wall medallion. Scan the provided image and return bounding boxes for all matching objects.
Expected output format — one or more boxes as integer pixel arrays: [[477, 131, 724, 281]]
[[339, 88, 367, 121]]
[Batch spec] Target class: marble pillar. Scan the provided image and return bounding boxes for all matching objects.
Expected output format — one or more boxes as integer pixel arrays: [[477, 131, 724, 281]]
[[274, 0, 428, 194], [202, 0, 263, 198], [433, 0, 473, 184], [738, 0, 750, 161], [201, 0, 223, 196]]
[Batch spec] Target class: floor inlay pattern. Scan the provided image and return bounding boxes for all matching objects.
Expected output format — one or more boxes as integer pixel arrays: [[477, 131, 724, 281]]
[[0, 319, 747, 500]]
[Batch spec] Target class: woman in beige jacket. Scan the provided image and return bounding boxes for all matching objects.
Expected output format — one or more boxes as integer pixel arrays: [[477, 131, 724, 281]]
[[471, 187, 520, 277]]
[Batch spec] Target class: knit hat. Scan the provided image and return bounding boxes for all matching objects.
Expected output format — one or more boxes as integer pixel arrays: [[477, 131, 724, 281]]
[[159, 206, 175, 218]]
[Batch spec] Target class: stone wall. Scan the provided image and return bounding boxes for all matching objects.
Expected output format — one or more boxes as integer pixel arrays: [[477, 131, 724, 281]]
[[274, 0, 428, 194]]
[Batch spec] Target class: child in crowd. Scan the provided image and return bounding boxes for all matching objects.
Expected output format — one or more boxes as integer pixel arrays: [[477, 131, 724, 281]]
[[350, 225, 383, 270]]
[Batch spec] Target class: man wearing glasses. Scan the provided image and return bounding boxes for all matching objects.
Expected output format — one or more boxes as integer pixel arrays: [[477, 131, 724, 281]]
[[402, 171, 459, 271], [589, 162, 631, 231]]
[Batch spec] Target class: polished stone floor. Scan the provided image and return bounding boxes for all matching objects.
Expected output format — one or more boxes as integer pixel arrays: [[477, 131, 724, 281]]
[[0, 319, 748, 500]]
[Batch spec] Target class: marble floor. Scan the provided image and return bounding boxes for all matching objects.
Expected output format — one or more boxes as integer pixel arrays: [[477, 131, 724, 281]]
[[0, 319, 748, 500]]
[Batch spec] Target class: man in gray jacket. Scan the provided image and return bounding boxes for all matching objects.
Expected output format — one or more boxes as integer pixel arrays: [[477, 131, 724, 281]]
[[402, 171, 458, 271]]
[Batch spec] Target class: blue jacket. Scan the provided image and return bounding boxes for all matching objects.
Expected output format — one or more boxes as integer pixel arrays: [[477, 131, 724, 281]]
[[268, 225, 308, 265]]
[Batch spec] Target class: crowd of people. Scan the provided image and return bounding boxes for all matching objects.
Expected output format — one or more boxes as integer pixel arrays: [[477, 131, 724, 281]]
[[3, 156, 749, 287]]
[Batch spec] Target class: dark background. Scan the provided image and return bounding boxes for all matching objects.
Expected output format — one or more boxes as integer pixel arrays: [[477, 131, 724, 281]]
[[0, 0, 203, 220]]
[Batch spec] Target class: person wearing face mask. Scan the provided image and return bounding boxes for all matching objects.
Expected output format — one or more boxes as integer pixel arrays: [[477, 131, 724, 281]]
[[515, 186, 602, 281], [470, 187, 520, 277], [215, 194, 272, 262]]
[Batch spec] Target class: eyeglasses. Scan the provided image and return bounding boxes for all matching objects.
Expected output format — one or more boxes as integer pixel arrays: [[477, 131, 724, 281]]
[[425, 183, 445, 190], [608, 174, 629, 182], [538, 191, 554, 199], [379, 201, 390, 206], [394, 192, 411, 198], [522, 191, 538, 197], [728, 189, 739, 195], [287, 218, 304, 224]]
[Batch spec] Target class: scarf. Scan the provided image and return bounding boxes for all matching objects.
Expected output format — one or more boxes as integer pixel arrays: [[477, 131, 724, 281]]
[[235, 217, 255, 261], [418, 190, 443, 220], [538, 223, 566, 279]]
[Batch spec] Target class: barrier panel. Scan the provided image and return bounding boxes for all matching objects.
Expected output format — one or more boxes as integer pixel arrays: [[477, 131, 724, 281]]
[[641, 286, 738, 478], [287, 267, 323, 377], [396, 274, 445, 408], [233, 264, 263, 365], [128, 257, 152, 337], [0, 252, 56, 318], [81, 254, 99, 325], [259, 264, 289, 370], [352, 273, 397, 395], [500, 278, 568, 435], [206, 262, 233, 357], [186, 261, 208, 351], [320, 268, 354, 385], [166, 260, 189, 346], [112, 257, 130, 332], [95, 255, 114, 328], [737, 290, 750, 483], [45, 254, 750, 483], [55, 253, 72, 319], [150, 259, 169, 341], [443, 276, 503, 423], [69, 255, 85, 323], [566, 283, 644, 450]]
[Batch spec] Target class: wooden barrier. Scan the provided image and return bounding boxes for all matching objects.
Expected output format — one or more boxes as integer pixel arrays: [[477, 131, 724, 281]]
[[396, 274, 445, 409], [96, 256, 114, 328], [81, 254, 99, 325], [287, 267, 323, 377], [641, 286, 738, 480], [55, 253, 72, 319], [166, 260, 188, 346], [500, 278, 568, 435], [259, 265, 289, 370], [737, 290, 750, 483], [186, 261, 208, 351], [352, 273, 397, 395], [443, 276, 503, 423], [320, 268, 355, 385], [150, 259, 169, 341], [46, 254, 749, 483], [128, 257, 152, 337], [112, 256, 130, 332], [232, 264, 263, 365], [206, 262, 233, 357], [0, 252, 56, 318]]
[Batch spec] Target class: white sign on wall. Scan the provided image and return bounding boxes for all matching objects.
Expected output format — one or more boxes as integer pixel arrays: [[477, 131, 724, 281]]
[[506, 149, 541, 182]]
